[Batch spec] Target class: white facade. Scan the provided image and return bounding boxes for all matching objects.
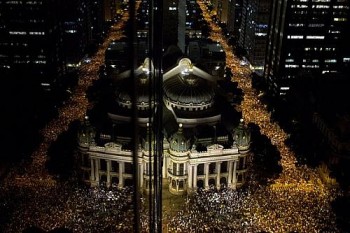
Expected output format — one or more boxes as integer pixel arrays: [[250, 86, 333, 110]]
[[79, 128, 250, 195]]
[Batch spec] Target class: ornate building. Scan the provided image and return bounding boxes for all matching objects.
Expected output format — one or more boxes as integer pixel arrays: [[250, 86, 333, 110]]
[[78, 57, 251, 195]]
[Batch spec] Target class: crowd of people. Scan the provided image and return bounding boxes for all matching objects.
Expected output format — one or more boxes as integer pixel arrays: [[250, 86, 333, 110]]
[[167, 178, 340, 232], [0, 1, 344, 232], [0, 6, 136, 233], [2, 0, 131, 188], [196, 1, 342, 232]]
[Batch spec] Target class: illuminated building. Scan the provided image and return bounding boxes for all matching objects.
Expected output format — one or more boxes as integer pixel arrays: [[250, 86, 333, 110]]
[[0, 0, 64, 88], [264, 0, 350, 97], [78, 57, 251, 195], [227, 0, 243, 38], [216, 0, 230, 24], [239, 0, 270, 75], [103, 0, 118, 22], [0, 0, 107, 88]]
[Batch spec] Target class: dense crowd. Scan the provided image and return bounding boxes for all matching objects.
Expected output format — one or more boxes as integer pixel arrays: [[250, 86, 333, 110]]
[[0, 6, 135, 233], [2, 0, 131, 188], [167, 179, 340, 232], [197, 1, 342, 232]]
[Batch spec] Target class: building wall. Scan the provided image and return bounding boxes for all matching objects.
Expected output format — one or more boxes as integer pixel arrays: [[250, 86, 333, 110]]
[[79, 142, 250, 195], [239, 0, 270, 75], [264, 0, 350, 98], [0, 0, 106, 88], [0, 0, 64, 87]]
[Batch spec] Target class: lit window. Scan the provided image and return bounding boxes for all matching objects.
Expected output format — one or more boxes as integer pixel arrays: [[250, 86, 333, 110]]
[[29, 31, 45, 35], [287, 35, 304, 39], [65, 30, 77, 34], [27, 1, 42, 4], [9, 31, 26, 35], [308, 23, 324, 27], [34, 60, 47, 64], [333, 5, 349, 9], [334, 18, 347, 21], [313, 5, 330, 8], [306, 35, 325, 39], [6, 1, 20, 4], [324, 59, 337, 63], [289, 23, 305, 27], [285, 64, 299, 68], [302, 65, 320, 68]]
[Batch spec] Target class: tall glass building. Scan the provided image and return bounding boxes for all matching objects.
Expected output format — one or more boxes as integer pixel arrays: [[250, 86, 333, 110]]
[[264, 0, 350, 97]]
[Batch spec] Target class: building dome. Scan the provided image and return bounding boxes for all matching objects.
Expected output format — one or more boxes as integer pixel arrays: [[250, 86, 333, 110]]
[[116, 73, 152, 110], [169, 124, 191, 152], [164, 73, 214, 108]]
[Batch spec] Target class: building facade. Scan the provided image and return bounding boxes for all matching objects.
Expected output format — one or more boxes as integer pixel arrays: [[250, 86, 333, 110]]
[[78, 57, 251, 195], [264, 0, 350, 97], [0, 0, 107, 88], [0, 0, 64, 87], [239, 0, 270, 75]]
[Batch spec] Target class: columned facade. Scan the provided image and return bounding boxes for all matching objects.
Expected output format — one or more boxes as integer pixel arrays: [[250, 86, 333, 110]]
[[79, 141, 250, 195]]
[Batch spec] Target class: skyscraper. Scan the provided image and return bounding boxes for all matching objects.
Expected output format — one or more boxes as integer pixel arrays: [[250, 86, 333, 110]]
[[239, 0, 270, 75], [0, 0, 64, 87], [0, 0, 106, 88], [264, 0, 350, 98], [226, 0, 243, 41]]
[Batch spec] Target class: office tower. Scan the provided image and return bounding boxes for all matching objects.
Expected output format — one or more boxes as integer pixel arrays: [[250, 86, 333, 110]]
[[178, 0, 186, 52], [88, 0, 105, 44], [239, 0, 270, 75], [60, 0, 89, 69], [264, 0, 350, 98], [227, 0, 243, 40], [0, 0, 106, 88], [103, 0, 117, 22], [163, 0, 179, 48], [217, 0, 230, 24], [0, 0, 65, 88], [60, 0, 106, 68]]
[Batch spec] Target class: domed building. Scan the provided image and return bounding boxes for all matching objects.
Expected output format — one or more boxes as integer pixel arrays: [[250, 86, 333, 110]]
[[78, 57, 251, 195]]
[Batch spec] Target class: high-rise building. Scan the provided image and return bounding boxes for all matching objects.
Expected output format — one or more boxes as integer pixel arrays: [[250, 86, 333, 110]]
[[226, 0, 243, 40], [0, 0, 65, 88], [0, 0, 106, 88], [103, 0, 117, 22], [217, 0, 230, 24], [60, 0, 90, 69], [239, 0, 270, 75], [264, 0, 350, 98], [60, 0, 106, 69]]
